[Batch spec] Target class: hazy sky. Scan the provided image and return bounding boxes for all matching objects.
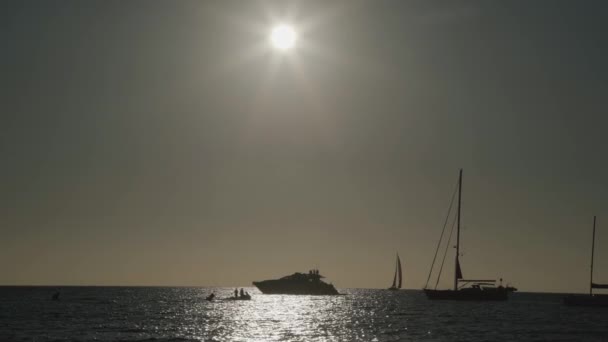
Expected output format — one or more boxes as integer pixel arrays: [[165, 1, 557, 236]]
[[2, 0, 607, 292]]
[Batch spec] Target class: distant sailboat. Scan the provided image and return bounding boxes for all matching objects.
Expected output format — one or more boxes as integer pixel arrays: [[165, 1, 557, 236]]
[[424, 169, 512, 301], [388, 253, 402, 290], [564, 216, 608, 307]]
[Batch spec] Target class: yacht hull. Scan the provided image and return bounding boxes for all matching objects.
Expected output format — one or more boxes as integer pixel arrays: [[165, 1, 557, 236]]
[[253, 271, 339, 295]]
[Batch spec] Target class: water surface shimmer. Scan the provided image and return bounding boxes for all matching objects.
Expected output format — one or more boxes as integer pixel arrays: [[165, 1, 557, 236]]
[[1, 287, 607, 341]]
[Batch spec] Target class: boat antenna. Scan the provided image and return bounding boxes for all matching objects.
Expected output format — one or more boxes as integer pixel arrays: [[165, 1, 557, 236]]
[[424, 175, 459, 289], [590, 216, 596, 296], [454, 169, 462, 291]]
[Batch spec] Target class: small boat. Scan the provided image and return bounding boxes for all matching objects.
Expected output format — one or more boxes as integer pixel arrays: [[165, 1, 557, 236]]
[[423, 169, 512, 301], [225, 294, 252, 301], [206, 293, 215, 301], [388, 253, 403, 290], [564, 216, 608, 307]]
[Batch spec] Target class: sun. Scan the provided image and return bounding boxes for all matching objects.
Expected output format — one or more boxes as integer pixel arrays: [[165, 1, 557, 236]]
[[270, 24, 296, 51]]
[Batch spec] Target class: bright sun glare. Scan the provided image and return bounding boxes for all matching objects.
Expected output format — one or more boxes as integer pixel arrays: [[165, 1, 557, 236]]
[[270, 25, 296, 51]]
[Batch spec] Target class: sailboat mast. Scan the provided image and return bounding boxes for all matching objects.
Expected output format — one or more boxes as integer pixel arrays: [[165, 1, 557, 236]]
[[454, 169, 462, 291], [590, 215, 596, 296]]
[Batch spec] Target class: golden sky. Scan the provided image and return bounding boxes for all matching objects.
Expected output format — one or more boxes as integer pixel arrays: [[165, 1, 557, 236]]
[[1, 0, 607, 293]]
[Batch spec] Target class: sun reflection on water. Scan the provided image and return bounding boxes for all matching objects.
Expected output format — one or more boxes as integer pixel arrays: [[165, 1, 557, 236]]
[[199, 288, 390, 341], [4, 287, 608, 341]]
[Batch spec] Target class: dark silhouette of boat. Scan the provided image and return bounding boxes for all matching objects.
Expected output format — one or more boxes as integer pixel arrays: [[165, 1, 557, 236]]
[[423, 169, 511, 301], [425, 283, 508, 300], [388, 253, 403, 290], [564, 216, 608, 307], [253, 269, 339, 295], [223, 289, 252, 300], [205, 293, 215, 301], [499, 278, 517, 292], [225, 294, 251, 301]]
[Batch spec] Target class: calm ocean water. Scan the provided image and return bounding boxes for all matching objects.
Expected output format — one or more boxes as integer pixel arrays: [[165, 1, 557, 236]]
[[1, 287, 607, 341]]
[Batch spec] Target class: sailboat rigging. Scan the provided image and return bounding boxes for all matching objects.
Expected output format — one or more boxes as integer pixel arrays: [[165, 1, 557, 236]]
[[388, 253, 402, 290], [423, 169, 513, 301], [564, 216, 608, 307]]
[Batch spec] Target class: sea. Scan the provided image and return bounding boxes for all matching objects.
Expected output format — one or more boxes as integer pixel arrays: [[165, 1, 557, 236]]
[[1, 287, 607, 342]]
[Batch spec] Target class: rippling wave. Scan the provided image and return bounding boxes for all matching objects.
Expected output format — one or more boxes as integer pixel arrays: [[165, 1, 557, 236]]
[[1, 287, 607, 341]]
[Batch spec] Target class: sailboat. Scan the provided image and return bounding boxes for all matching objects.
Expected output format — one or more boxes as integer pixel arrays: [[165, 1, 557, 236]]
[[423, 169, 511, 301], [388, 253, 403, 290], [563, 216, 608, 307]]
